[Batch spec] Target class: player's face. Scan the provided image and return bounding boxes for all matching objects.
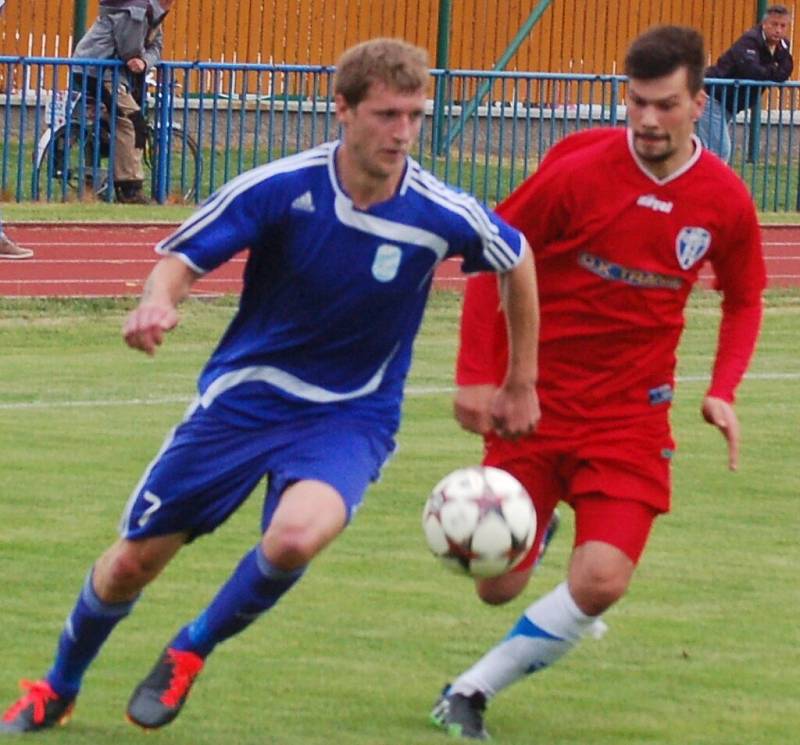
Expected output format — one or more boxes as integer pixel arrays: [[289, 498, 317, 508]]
[[336, 82, 426, 182], [762, 15, 790, 46], [627, 67, 704, 177]]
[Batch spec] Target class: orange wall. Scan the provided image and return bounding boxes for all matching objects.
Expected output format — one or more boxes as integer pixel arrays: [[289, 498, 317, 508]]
[[1, 1, 796, 77]]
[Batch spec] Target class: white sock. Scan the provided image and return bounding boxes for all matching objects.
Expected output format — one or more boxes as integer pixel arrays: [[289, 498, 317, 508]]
[[451, 582, 599, 699]]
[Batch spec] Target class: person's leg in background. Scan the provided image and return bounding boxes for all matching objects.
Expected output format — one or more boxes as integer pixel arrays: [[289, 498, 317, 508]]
[[696, 95, 732, 163], [111, 84, 148, 204]]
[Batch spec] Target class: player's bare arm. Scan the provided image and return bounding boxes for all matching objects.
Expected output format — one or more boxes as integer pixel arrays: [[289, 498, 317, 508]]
[[491, 242, 540, 439], [454, 384, 497, 435], [123, 255, 200, 355], [701, 395, 741, 471], [703, 280, 764, 472]]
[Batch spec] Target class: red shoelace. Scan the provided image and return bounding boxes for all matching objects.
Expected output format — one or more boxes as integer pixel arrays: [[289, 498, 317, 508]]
[[2, 680, 60, 724]]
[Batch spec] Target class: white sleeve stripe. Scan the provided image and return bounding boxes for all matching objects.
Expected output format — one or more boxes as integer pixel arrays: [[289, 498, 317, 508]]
[[412, 166, 500, 237], [154, 246, 208, 275], [486, 240, 521, 271], [156, 146, 332, 255], [196, 145, 329, 219], [406, 168, 515, 259], [406, 173, 519, 270]]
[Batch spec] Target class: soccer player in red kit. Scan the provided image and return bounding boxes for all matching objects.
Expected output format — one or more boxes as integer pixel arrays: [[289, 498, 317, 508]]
[[430, 26, 766, 740]]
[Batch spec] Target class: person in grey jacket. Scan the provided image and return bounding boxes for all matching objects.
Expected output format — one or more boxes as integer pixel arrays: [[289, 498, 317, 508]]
[[71, 1, 176, 203], [696, 4, 793, 162]]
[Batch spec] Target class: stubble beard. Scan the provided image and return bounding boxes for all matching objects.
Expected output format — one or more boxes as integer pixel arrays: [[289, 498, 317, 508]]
[[634, 135, 675, 164]]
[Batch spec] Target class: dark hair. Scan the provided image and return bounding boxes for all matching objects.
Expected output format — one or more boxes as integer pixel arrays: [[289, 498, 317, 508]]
[[624, 25, 706, 95], [764, 5, 790, 18], [334, 38, 429, 106]]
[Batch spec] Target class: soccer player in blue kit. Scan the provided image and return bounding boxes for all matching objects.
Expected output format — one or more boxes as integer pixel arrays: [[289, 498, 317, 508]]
[[0, 38, 541, 734]]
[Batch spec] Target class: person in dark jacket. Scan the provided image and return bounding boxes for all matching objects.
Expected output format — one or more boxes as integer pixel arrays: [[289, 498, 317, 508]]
[[696, 4, 793, 162], [71, 1, 176, 204]]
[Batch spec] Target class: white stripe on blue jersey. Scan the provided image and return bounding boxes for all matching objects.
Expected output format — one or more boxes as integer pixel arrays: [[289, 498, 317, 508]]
[[199, 344, 398, 409], [332, 194, 449, 260]]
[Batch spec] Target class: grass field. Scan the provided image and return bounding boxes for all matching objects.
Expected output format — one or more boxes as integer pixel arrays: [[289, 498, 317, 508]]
[[0, 290, 798, 745], [3, 200, 800, 225]]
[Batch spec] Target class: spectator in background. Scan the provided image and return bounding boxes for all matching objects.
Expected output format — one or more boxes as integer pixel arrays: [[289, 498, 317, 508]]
[[0, 0, 30, 257], [696, 4, 793, 162], [0, 214, 33, 259], [71, 1, 176, 204]]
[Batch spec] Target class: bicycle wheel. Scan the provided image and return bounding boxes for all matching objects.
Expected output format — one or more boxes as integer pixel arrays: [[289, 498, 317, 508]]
[[34, 121, 111, 201], [144, 124, 200, 203]]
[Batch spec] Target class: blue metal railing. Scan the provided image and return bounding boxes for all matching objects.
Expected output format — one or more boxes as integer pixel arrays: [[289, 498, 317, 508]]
[[2, 57, 800, 210]]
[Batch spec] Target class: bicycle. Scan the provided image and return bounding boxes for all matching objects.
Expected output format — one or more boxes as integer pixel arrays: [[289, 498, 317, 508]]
[[33, 75, 200, 203]]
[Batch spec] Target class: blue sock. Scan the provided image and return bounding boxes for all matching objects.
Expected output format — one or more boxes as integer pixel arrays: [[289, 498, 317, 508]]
[[170, 546, 305, 658], [46, 570, 138, 700]]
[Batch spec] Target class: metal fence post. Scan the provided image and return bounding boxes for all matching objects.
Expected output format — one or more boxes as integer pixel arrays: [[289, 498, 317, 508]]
[[153, 65, 172, 204], [432, 0, 453, 156], [73, 0, 88, 48], [609, 77, 620, 126], [437, 0, 554, 154], [748, 1, 768, 161]]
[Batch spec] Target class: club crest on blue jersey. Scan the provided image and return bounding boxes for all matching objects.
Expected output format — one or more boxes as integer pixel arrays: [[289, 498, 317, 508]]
[[675, 227, 711, 270], [372, 244, 402, 282]]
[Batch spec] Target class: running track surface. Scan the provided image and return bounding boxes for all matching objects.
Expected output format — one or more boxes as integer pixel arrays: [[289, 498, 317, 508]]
[[1, 223, 799, 297]]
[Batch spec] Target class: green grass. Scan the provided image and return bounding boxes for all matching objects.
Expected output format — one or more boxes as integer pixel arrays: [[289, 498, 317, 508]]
[[5, 134, 800, 219], [0, 201, 195, 223], [0, 290, 798, 744], [3, 200, 800, 226]]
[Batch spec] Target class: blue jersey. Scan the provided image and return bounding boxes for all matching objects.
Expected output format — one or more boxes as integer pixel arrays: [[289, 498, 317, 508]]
[[157, 142, 523, 431]]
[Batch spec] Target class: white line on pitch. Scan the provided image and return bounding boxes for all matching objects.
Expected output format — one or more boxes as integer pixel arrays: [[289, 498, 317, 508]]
[[0, 388, 450, 410], [1, 374, 797, 411]]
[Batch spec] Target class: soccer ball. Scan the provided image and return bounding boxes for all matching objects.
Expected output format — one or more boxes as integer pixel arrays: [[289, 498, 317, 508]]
[[422, 466, 537, 578]]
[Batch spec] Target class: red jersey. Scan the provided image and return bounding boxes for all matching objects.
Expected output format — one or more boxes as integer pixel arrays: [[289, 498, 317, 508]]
[[457, 128, 765, 427]]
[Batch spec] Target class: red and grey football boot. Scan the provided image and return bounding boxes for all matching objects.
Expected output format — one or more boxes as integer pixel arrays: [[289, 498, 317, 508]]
[[0, 679, 75, 733], [126, 647, 204, 729]]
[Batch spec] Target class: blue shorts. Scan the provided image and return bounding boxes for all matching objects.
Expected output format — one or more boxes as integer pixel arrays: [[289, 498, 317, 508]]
[[118, 401, 396, 541]]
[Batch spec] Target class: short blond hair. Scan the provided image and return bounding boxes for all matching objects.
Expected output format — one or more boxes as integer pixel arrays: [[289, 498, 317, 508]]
[[334, 38, 429, 106]]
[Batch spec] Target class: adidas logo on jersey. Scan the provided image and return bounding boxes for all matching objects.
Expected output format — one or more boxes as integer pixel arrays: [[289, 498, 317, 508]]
[[291, 190, 315, 213], [636, 193, 673, 214]]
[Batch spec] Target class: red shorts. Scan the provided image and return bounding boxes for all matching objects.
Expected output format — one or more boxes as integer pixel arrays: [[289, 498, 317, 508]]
[[484, 418, 672, 570]]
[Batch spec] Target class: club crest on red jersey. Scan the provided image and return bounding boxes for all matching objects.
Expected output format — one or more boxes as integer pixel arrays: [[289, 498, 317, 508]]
[[675, 227, 711, 270]]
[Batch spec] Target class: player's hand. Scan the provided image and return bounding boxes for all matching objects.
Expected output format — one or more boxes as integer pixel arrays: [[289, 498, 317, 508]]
[[490, 382, 540, 440], [454, 384, 497, 435], [123, 302, 179, 355], [126, 57, 146, 74], [701, 395, 740, 471]]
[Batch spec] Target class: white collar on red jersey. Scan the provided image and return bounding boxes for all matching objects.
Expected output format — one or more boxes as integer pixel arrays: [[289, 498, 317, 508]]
[[626, 128, 703, 186]]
